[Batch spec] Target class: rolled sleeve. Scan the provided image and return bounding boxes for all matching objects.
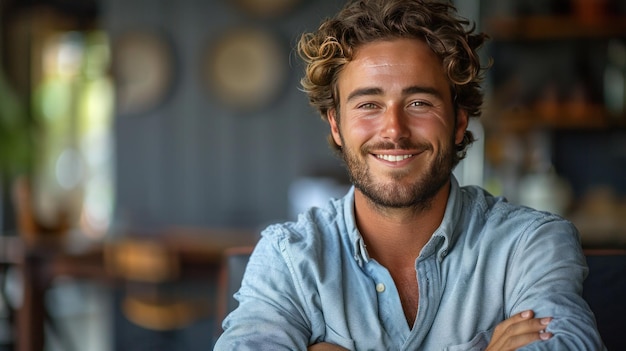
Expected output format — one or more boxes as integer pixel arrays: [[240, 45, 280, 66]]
[[507, 217, 605, 351]]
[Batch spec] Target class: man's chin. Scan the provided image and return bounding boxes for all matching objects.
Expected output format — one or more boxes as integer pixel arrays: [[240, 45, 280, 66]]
[[358, 184, 420, 208]]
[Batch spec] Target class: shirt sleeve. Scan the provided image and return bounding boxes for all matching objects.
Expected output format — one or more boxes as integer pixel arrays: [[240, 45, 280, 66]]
[[506, 217, 606, 351], [213, 230, 312, 351]]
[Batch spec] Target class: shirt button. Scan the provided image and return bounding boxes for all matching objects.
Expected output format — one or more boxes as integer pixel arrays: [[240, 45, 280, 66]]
[[376, 283, 386, 293]]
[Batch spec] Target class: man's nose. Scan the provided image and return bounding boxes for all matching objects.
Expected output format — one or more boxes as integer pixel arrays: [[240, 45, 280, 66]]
[[380, 106, 410, 141]]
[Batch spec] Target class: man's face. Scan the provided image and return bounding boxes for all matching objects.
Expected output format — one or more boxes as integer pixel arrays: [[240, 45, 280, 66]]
[[329, 38, 468, 209]]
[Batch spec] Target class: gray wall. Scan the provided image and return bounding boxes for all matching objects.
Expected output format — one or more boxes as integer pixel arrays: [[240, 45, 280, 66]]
[[103, 0, 346, 231]]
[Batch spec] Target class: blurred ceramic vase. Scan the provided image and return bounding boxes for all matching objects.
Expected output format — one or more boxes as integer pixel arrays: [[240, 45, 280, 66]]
[[518, 169, 573, 216]]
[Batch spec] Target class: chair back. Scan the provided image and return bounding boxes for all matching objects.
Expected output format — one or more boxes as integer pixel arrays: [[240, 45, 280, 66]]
[[583, 249, 626, 351], [104, 237, 204, 331], [216, 246, 254, 334]]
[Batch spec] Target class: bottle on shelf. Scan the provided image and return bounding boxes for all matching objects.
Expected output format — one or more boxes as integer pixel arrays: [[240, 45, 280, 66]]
[[604, 39, 626, 121]]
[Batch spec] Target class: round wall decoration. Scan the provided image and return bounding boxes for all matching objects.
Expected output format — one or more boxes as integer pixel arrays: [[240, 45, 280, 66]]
[[233, 0, 301, 18], [112, 30, 174, 116], [205, 28, 288, 111]]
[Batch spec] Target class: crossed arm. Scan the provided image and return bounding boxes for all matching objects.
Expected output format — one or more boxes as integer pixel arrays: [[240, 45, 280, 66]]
[[308, 310, 552, 351]]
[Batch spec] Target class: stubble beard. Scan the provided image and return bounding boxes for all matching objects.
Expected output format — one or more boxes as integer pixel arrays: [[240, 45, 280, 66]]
[[340, 135, 456, 212]]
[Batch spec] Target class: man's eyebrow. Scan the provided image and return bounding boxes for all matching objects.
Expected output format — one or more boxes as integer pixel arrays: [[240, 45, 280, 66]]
[[346, 87, 384, 102], [402, 86, 444, 99]]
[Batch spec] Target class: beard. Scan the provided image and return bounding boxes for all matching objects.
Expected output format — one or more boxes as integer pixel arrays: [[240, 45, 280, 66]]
[[340, 134, 456, 211]]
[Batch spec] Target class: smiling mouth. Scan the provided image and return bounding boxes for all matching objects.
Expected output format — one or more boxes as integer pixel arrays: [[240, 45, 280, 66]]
[[375, 154, 414, 162]]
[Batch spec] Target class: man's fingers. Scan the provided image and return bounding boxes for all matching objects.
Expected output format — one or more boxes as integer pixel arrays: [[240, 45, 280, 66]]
[[506, 314, 552, 335], [496, 329, 553, 351], [487, 311, 553, 351], [308, 342, 350, 351], [492, 310, 533, 336], [503, 316, 553, 345]]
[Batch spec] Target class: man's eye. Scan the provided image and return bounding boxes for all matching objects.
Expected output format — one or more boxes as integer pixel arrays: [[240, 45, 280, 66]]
[[409, 101, 429, 107], [358, 103, 378, 109]]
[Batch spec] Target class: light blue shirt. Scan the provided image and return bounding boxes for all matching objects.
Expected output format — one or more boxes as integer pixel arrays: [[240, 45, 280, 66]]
[[215, 177, 605, 350]]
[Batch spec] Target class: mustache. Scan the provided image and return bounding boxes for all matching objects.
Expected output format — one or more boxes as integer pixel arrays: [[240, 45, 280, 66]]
[[362, 139, 431, 152]]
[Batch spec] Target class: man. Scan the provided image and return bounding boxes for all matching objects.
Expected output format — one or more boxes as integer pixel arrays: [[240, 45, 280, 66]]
[[214, 0, 605, 350]]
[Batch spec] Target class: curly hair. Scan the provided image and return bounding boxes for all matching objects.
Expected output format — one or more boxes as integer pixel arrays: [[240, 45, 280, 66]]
[[297, 0, 489, 164]]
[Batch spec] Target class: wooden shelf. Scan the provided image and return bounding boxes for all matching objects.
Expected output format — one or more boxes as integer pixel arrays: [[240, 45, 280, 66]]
[[486, 15, 626, 40]]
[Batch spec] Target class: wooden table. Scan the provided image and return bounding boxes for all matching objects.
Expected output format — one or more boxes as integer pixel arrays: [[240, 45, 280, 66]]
[[0, 228, 258, 351]]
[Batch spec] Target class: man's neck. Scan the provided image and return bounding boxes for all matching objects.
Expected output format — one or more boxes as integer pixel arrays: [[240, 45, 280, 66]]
[[353, 181, 451, 266]]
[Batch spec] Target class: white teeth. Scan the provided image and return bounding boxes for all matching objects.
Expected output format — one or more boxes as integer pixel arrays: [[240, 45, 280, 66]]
[[376, 154, 413, 162]]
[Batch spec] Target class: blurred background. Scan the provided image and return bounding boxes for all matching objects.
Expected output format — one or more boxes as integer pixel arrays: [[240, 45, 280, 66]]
[[0, 0, 625, 350]]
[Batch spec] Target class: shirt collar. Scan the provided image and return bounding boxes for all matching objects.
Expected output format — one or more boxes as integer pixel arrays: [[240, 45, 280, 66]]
[[341, 187, 369, 267], [429, 175, 464, 261], [343, 175, 464, 266]]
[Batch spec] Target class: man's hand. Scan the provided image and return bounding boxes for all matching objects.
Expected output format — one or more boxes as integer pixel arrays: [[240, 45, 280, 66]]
[[308, 342, 350, 351], [486, 310, 552, 351]]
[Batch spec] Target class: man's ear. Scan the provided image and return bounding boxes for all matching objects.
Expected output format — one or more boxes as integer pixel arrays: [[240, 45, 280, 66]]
[[327, 109, 342, 147], [455, 108, 469, 145]]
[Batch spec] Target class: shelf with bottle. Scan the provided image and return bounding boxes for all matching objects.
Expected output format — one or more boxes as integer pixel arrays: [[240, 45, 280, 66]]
[[482, 16, 626, 132]]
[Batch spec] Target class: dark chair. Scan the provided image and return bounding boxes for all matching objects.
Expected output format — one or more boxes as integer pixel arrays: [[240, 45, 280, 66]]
[[105, 236, 212, 351], [104, 237, 211, 331], [215, 246, 254, 338], [582, 249, 626, 351]]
